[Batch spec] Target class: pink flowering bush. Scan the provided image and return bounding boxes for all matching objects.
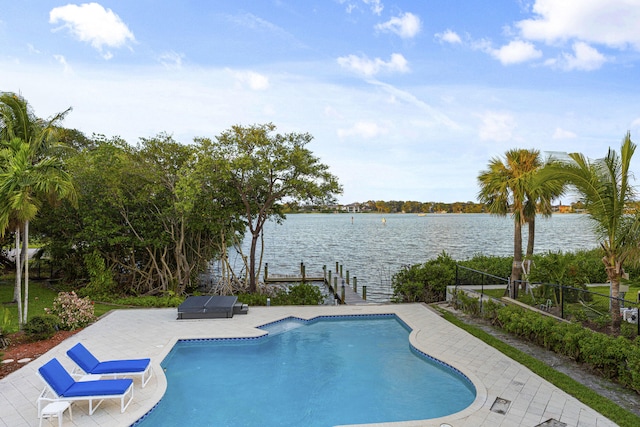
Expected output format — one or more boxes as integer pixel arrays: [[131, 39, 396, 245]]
[[45, 291, 96, 330]]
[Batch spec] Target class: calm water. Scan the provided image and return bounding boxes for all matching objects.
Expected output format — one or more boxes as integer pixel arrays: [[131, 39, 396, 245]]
[[238, 213, 598, 302], [136, 316, 476, 426]]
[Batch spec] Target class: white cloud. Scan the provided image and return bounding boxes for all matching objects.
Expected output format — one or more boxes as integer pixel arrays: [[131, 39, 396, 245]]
[[435, 30, 462, 44], [337, 121, 388, 139], [362, 0, 384, 16], [27, 44, 41, 54], [552, 128, 577, 139], [630, 117, 640, 129], [338, 0, 383, 16], [233, 70, 270, 90], [517, 0, 640, 50], [554, 42, 607, 71], [159, 51, 184, 70], [53, 54, 73, 74], [375, 12, 421, 39], [49, 3, 135, 59], [337, 53, 409, 77], [478, 111, 517, 142], [489, 40, 543, 65]]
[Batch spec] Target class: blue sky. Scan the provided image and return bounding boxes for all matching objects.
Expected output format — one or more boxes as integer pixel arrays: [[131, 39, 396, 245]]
[[2, 1, 640, 203]]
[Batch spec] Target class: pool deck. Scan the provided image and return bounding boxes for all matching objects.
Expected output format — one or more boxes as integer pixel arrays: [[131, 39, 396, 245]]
[[0, 303, 617, 427]]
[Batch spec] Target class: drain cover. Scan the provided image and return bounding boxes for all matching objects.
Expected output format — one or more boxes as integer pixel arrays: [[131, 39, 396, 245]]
[[535, 419, 567, 427], [490, 397, 511, 414]]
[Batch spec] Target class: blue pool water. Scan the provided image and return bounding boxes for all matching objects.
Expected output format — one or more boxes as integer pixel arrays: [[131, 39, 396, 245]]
[[135, 315, 476, 426]]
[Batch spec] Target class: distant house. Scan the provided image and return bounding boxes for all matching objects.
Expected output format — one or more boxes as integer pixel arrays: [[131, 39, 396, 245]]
[[342, 203, 361, 213], [552, 204, 573, 213]]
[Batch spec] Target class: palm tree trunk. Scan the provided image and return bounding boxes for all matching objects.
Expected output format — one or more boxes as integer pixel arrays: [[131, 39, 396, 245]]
[[526, 218, 535, 257], [14, 227, 23, 329], [522, 218, 536, 291], [604, 256, 622, 333], [22, 220, 29, 325], [511, 219, 523, 298]]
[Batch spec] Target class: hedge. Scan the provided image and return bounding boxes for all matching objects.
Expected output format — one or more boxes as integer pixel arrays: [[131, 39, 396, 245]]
[[494, 304, 640, 393]]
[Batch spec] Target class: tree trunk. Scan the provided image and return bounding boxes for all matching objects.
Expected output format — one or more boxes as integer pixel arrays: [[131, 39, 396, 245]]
[[248, 232, 259, 293], [510, 219, 523, 298], [526, 217, 535, 257], [14, 227, 23, 329], [604, 256, 622, 333], [22, 220, 29, 325]]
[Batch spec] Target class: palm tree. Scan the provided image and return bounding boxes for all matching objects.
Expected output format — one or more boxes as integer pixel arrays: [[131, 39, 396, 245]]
[[523, 158, 565, 258], [539, 132, 640, 332], [0, 93, 75, 327], [477, 149, 545, 296]]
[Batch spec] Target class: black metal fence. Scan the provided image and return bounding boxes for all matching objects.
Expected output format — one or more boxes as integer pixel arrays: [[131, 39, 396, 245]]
[[454, 264, 640, 337]]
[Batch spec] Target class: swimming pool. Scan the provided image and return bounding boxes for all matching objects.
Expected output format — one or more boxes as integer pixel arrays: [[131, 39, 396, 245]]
[[134, 315, 476, 426]]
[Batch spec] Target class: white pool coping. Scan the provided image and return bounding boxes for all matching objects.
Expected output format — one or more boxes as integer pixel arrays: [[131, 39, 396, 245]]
[[0, 303, 617, 427]]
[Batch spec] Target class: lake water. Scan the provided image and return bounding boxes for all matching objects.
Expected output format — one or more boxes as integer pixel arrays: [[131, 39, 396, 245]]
[[238, 213, 598, 302]]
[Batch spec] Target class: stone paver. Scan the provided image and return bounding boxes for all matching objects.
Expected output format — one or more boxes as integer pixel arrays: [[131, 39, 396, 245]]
[[0, 304, 617, 427]]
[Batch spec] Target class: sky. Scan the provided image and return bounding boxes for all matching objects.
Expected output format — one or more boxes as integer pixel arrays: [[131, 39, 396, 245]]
[[1, 1, 640, 204]]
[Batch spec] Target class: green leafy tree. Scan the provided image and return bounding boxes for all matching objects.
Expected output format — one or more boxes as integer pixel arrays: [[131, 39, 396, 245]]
[[35, 133, 244, 296], [207, 123, 342, 293], [0, 93, 75, 327], [539, 132, 640, 332]]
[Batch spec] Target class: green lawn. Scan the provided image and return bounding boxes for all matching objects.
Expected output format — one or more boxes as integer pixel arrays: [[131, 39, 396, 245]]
[[0, 279, 114, 333]]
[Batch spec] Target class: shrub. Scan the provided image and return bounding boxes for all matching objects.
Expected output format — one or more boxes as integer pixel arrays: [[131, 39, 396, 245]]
[[81, 251, 116, 300], [459, 254, 512, 279], [272, 283, 324, 305], [392, 251, 456, 303], [110, 295, 184, 307], [24, 315, 60, 341], [45, 291, 96, 330]]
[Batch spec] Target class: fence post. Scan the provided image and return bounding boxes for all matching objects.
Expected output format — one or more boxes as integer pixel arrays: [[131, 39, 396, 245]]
[[353, 277, 357, 293], [480, 274, 484, 315], [560, 285, 565, 319], [346, 270, 349, 285], [264, 263, 269, 281], [363, 285, 367, 300]]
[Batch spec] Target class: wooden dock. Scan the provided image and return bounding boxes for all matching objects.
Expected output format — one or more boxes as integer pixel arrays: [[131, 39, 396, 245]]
[[263, 262, 369, 305]]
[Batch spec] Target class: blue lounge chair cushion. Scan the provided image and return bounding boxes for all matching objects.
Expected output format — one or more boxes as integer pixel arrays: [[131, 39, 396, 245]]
[[90, 359, 150, 374], [64, 379, 133, 397], [67, 343, 150, 374], [39, 359, 75, 396], [39, 358, 132, 397]]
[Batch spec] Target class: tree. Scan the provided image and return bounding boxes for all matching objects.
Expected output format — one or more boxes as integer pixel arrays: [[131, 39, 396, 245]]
[[35, 133, 245, 296], [539, 132, 640, 332], [207, 123, 342, 293], [523, 156, 565, 259], [0, 92, 75, 327], [477, 149, 544, 296]]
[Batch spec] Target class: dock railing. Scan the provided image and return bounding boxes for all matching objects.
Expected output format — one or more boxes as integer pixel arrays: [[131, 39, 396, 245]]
[[264, 262, 368, 304]]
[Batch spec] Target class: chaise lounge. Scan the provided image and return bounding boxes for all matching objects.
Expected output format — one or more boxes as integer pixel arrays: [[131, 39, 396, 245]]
[[37, 358, 134, 415], [67, 343, 152, 388]]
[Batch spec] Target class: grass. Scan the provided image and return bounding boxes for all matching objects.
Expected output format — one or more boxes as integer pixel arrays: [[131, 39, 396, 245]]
[[438, 308, 640, 427], [1, 279, 115, 333]]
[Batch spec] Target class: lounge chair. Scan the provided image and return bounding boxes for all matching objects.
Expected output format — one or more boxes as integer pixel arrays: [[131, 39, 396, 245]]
[[67, 343, 152, 387], [37, 358, 134, 415]]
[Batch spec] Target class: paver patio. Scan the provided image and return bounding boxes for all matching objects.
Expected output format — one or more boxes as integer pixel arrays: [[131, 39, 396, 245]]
[[0, 303, 617, 427]]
